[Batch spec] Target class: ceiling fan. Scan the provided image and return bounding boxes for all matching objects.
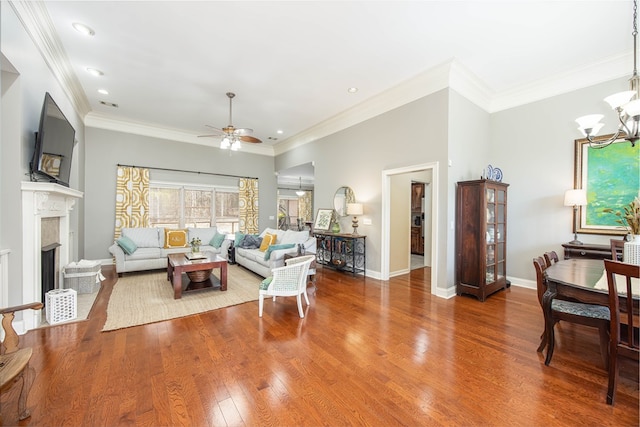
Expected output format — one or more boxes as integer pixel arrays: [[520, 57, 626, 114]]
[[199, 92, 262, 150]]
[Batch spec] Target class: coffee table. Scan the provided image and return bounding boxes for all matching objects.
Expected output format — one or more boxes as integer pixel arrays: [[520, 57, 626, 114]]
[[167, 253, 228, 299]]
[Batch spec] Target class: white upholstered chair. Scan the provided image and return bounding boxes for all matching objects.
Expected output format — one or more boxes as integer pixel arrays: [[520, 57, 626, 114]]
[[259, 254, 315, 318]]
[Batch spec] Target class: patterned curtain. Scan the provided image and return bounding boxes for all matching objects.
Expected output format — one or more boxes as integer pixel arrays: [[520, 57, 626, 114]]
[[298, 191, 313, 222], [114, 166, 150, 239], [239, 178, 259, 234]]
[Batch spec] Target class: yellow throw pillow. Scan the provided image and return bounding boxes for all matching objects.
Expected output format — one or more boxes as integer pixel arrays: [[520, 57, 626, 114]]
[[259, 233, 277, 252], [164, 228, 188, 248]]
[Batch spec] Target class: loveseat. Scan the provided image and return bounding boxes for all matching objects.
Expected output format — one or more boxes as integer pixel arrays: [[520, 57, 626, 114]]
[[108, 227, 230, 275], [234, 228, 316, 278]]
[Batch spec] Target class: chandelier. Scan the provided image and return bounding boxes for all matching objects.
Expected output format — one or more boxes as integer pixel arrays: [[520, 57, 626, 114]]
[[575, 0, 640, 148], [296, 177, 305, 196]]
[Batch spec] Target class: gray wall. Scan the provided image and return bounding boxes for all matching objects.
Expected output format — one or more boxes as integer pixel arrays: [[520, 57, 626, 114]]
[[84, 127, 278, 260], [491, 76, 630, 281], [1, 3, 85, 307]]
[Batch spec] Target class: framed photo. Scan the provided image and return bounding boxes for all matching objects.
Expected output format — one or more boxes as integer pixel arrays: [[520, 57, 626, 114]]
[[574, 135, 639, 235], [313, 208, 334, 232]]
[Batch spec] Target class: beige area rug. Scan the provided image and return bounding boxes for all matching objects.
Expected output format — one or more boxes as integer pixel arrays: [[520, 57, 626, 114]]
[[102, 265, 262, 331]]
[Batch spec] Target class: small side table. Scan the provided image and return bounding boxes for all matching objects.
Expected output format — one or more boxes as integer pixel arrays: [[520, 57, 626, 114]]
[[284, 252, 317, 294]]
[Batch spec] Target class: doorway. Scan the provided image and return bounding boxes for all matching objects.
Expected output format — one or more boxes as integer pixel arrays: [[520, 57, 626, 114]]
[[381, 162, 439, 294]]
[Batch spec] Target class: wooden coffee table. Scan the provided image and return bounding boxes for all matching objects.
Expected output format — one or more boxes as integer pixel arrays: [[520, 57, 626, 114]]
[[167, 253, 228, 299]]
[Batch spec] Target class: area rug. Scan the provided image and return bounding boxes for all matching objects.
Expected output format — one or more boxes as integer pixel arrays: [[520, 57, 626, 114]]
[[102, 265, 262, 331]]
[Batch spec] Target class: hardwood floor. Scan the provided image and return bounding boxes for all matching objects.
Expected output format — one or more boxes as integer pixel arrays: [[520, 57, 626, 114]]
[[1, 265, 638, 426]]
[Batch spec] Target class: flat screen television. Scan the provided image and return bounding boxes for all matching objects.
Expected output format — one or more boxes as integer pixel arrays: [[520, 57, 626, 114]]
[[30, 92, 76, 187]]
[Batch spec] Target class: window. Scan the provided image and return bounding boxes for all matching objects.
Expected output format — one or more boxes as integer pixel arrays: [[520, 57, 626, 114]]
[[149, 184, 239, 233]]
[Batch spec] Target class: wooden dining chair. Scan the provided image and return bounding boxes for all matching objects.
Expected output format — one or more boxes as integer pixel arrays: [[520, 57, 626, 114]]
[[609, 239, 625, 262], [603, 259, 640, 405], [0, 302, 43, 420], [533, 257, 610, 367], [543, 251, 559, 267]]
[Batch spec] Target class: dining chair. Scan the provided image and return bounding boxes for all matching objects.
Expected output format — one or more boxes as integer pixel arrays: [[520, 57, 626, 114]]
[[603, 259, 640, 405], [0, 302, 44, 420], [259, 254, 315, 318], [609, 239, 625, 262], [543, 251, 559, 267], [533, 257, 610, 367]]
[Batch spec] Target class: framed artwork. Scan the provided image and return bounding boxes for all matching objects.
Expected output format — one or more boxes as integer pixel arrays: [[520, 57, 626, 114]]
[[574, 135, 639, 235], [313, 208, 334, 232]]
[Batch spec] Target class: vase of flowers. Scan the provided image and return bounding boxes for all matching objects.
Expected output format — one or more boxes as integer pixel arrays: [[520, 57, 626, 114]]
[[190, 237, 202, 253], [604, 196, 640, 264]]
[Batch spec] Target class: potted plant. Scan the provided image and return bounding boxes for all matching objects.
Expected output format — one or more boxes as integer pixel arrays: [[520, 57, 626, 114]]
[[190, 237, 202, 253], [603, 196, 640, 264], [603, 196, 640, 239]]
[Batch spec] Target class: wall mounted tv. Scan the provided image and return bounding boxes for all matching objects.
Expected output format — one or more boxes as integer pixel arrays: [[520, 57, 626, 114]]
[[30, 92, 76, 187]]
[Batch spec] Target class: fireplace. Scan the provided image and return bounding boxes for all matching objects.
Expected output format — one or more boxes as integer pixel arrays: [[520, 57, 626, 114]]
[[21, 182, 83, 330], [41, 243, 61, 304]]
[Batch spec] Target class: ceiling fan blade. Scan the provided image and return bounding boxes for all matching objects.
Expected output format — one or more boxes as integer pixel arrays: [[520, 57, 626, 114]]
[[204, 124, 225, 134], [240, 135, 262, 143], [232, 127, 254, 136], [197, 134, 221, 138]]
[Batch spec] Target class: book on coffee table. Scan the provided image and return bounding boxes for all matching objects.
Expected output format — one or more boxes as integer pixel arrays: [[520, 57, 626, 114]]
[[185, 252, 207, 260]]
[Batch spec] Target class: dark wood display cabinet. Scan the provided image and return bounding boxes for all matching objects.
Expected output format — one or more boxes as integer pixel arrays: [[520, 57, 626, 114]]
[[455, 179, 509, 301]]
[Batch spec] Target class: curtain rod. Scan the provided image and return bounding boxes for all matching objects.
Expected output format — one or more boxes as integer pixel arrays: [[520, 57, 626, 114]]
[[117, 164, 258, 180]]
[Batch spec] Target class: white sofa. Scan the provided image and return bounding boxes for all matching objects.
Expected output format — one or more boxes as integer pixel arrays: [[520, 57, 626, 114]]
[[108, 227, 230, 275], [234, 228, 316, 278]]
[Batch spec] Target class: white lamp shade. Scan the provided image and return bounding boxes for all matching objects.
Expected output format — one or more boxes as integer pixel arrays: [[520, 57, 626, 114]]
[[604, 90, 636, 109], [564, 189, 587, 207], [623, 99, 640, 117], [575, 114, 605, 136], [347, 203, 363, 216]]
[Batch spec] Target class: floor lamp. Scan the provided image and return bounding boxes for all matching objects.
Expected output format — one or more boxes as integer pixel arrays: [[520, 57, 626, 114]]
[[564, 189, 587, 245]]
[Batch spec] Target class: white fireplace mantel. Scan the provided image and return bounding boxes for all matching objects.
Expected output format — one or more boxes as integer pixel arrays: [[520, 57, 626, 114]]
[[21, 181, 83, 330]]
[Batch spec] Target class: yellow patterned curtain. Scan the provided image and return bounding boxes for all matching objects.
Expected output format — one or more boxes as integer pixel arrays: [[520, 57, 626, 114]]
[[298, 191, 313, 223], [114, 166, 150, 239], [239, 178, 259, 234]]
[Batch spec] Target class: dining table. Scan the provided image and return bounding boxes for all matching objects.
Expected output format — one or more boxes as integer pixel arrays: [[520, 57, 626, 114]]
[[542, 258, 639, 366]]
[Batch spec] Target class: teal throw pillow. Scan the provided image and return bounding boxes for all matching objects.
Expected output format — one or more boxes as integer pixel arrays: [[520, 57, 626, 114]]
[[259, 276, 273, 290], [116, 235, 138, 255], [210, 232, 226, 249], [263, 243, 296, 261], [234, 232, 245, 247]]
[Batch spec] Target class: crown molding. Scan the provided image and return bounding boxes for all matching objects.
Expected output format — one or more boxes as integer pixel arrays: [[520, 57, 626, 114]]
[[490, 52, 631, 112], [9, 0, 91, 118], [84, 112, 275, 156]]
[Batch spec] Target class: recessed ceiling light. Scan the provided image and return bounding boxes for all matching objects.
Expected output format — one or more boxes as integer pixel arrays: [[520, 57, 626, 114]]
[[348, 87, 358, 93], [97, 89, 109, 95], [72, 22, 95, 36], [86, 67, 104, 76], [277, 130, 283, 134]]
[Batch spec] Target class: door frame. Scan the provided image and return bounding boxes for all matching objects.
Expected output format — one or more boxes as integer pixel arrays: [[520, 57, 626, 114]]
[[381, 162, 439, 295]]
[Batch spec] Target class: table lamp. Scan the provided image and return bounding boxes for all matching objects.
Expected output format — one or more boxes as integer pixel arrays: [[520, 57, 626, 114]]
[[346, 203, 363, 235], [564, 189, 587, 245]]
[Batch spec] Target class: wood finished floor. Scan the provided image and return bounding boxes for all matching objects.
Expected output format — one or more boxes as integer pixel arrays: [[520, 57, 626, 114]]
[[1, 265, 638, 426]]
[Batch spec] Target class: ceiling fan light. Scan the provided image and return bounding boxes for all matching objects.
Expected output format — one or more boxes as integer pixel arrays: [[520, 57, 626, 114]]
[[231, 140, 241, 151], [220, 138, 230, 149], [604, 91, 636, 110]]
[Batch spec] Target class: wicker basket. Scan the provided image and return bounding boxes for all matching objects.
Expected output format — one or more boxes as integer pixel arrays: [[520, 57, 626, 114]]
[[63, 262, 102, 294], [187, 269, 212, 282], [623, 239, 640, 265], [46, 289, 77, 324]]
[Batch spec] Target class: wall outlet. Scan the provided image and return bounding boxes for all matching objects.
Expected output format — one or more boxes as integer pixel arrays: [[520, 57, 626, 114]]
[[269, 215, 275, 220], [363, 218, 372, 225]]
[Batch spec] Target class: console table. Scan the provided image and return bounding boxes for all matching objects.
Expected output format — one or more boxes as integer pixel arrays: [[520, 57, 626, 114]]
[[313, 232, 366, 276], [562, 242, 612, 260]]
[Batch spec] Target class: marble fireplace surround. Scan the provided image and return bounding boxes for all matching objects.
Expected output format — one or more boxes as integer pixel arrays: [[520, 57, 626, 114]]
[[21, 182, 83, 330]]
